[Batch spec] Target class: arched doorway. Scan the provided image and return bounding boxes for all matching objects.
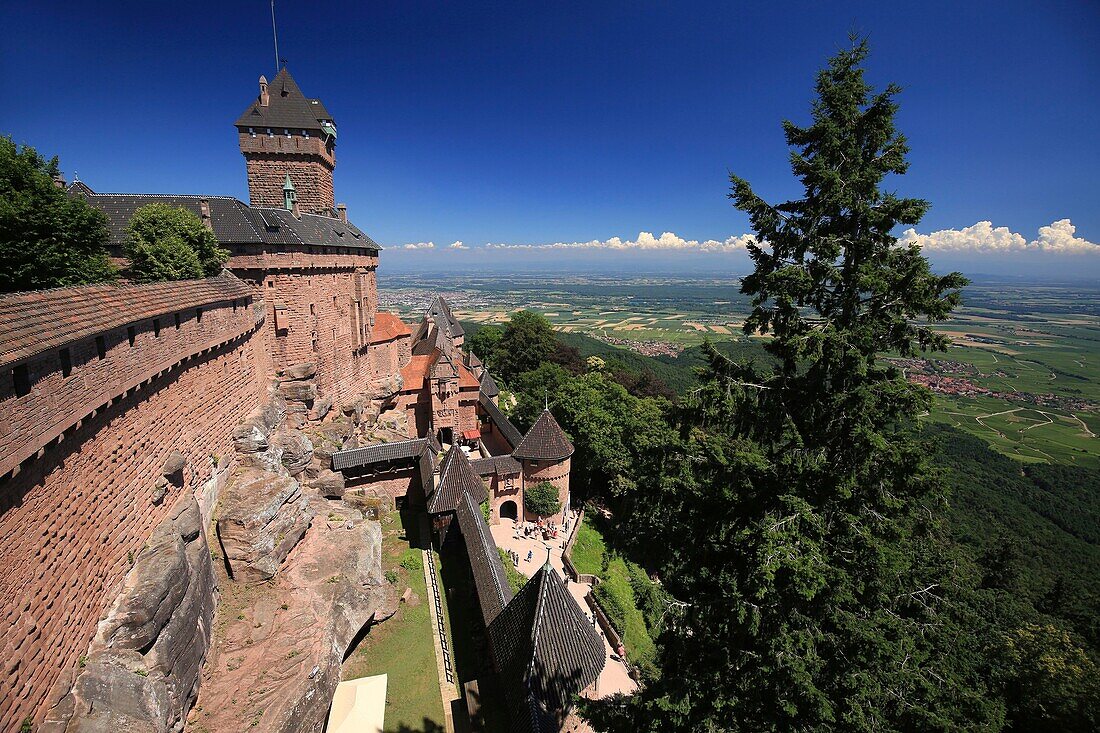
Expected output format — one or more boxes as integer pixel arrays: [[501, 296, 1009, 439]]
[[500, 500, 518, 520]]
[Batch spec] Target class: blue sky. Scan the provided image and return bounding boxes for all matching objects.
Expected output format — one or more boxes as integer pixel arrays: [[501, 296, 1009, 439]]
[[3, 1, 1098, 279]]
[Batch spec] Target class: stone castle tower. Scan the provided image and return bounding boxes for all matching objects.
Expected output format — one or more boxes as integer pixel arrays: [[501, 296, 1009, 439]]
[[235, 68, 338, 214]]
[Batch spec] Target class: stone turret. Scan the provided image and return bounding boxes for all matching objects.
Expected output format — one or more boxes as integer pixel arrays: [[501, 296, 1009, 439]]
[[236, 68, 337, 214]]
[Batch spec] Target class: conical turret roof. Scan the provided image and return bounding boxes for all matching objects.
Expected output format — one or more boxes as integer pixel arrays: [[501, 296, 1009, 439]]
[[486, 563, 605, 732], [512, 410, 573, 461]]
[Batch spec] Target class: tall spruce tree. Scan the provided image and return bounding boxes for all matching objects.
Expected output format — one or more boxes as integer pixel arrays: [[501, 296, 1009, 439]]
[[584, 39, 1002, 732]]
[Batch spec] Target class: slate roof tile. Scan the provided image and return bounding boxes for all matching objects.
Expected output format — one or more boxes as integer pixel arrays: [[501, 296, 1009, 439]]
[[512, 410, 574, 461], [487, 564, 605, 733], [456, 490, 513, 625], [427, 447, 487, 514]]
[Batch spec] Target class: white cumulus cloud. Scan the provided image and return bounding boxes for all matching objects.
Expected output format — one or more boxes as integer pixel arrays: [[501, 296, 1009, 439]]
[[448, 241, 468, 249], [401, 241, 435, 250], [900, 219, 1098, 255], [483, 231, 759, 252]]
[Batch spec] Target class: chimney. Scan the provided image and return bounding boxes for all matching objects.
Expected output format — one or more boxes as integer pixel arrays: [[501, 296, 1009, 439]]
[[291, 199, 301, 219], [337, 203, 347, 223], [259, 75, 269, 107], [199, 199, 213, 231], [51, 172, 67, 189]]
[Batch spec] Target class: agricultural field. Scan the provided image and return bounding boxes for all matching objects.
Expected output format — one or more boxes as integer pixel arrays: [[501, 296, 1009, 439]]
[[380, 275, 1099, 468]]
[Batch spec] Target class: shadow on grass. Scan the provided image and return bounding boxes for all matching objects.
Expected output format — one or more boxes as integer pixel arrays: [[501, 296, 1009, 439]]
[[387, 719, 445, 733]]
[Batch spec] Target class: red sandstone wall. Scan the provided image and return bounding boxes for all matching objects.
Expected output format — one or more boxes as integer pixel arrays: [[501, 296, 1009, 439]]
[[239, 131, 335, 213], [244, 268, 375, 407], [521, 457, 571, 523], [1, 300, 261, 477], [0, 324, 264, 727], [489, 475, 522, 525]]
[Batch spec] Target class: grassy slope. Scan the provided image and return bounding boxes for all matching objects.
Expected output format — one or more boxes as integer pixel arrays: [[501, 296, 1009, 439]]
[[342, 512, 446, 732]]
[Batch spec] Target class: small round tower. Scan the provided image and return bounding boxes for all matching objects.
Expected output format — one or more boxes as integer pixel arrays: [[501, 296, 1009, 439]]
[[512, 410, 574, 524]]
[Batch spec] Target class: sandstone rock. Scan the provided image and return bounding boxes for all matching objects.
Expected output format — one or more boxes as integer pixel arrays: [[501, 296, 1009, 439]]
[[366, 374, 403, 402], [255, 395, 287, 432], [190, 517, 391, 733], [151, 476, 169, 506], [231, 421, 269, 454], [309, 418, 355, 464], [279, 362, 316, 381], [307, 396, 333, 422], [309, 469, 345, 498], [216, 470, 312, 582], [270, 429, 314, 476], [160, 452, 186, 478], [45, 495, 214, 733], [278, 379, 317, 404]]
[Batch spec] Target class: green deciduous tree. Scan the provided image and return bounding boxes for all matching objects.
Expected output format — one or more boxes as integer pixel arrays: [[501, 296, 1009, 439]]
[[524, 481, 562, 517], [466, 324, 503, 366], [511, 365, 676, 503], [124, 203, 228, 283], [585, 39, 1000, 732], [491, 310, 557, 383], [0, 136, 116, 292]]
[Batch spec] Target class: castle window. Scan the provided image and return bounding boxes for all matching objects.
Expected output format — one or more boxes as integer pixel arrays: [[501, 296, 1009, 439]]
[[60, 348, 72, 377], [95, 335, 107, 360], [310, 303, 315, 315], [153, 319, 160, 337], [174, 313, 181, 329], [285, 128, 291, 138], [127, 326, 136, 346], [196, 308, 203, 323], [249, 127, 256, 137], [12, 364, 31, 396], [303, 130, 309, 138], [267, 280, 274, 288], [267, 128, 273, 137]]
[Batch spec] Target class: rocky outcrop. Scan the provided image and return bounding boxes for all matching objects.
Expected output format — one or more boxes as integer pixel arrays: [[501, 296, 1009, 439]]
[[309, 469, 345, 498], [190, 507, 392, 733], [216, 469, 312, 582], [270, 429, 314, 476], [43, 495, 215, 733]]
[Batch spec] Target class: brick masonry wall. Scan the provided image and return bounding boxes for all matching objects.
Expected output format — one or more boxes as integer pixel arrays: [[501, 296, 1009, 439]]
[[521, 457, 571, 523], [1, 298, 260, 476], [240, 131, 335, 214], [240, 267, 379, 407], [0, 330, 265, 728]]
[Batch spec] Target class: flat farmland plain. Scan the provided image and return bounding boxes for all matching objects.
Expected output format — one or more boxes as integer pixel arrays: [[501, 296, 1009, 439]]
[[380, 275, 1098, 468]]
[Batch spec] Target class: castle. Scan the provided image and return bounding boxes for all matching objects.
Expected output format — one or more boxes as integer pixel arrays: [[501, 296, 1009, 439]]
[[0, 69, 601, 732]]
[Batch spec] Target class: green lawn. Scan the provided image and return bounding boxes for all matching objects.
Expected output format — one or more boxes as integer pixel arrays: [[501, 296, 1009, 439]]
[[342, 510, 446, 732], [570, 513, 608, 576], [569, 513, 658, 674]]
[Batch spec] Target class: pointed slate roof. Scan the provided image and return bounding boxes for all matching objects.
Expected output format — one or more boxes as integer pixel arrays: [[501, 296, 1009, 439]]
[[512, 410, 574, 461], [235, 68, 334, 131], [456, 490, 514, 624], [427, 447, 488, 515], [479, 370, 500, 398], [487, 563, 605, 733], [426, 294, 464, 337]]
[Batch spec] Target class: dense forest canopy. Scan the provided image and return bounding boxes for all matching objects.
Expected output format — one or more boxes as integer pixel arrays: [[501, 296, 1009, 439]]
[[465, 38, 1100, 732]]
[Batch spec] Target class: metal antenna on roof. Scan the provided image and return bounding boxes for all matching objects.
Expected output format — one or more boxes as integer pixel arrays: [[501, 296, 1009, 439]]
[[544, 389, 548, 410], [270, 0, 281, 72]]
